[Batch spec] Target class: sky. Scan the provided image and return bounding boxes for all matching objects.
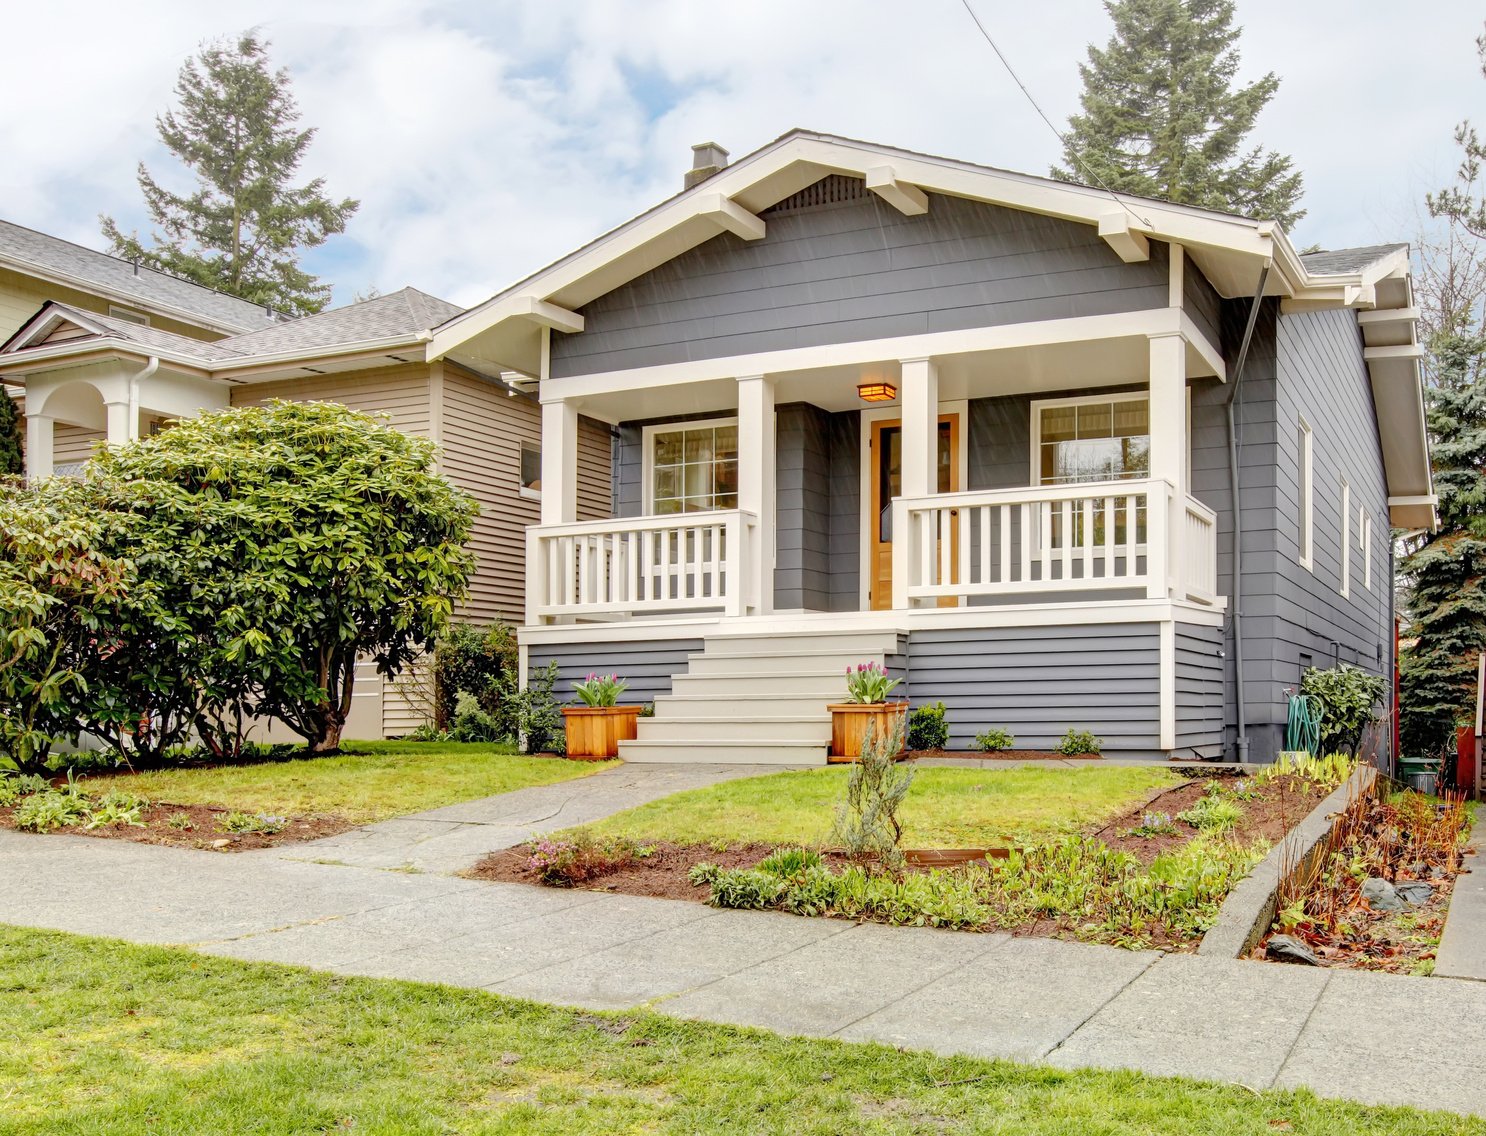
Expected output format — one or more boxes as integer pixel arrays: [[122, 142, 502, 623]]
[[0, 1, 1480, 310]]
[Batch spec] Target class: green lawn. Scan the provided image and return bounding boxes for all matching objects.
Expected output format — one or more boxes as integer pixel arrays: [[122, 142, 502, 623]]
[[0, 926, 1474, 1136], [582, 765, 1179, 848], [88, 742, 616, 824]]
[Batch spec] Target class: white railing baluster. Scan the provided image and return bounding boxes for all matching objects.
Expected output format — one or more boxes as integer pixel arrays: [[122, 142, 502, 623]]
[[1080, 497, 1094, 581], [999, 504, 1011, 585]]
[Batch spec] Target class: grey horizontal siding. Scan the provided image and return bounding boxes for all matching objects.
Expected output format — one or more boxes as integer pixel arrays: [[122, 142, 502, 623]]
[[528, 638, 703, 709], [551, 181, 1171, 378], [1175, 622, 1224, 755], [1182, 249, 1222, 350], [906, 623, 1161, 753]]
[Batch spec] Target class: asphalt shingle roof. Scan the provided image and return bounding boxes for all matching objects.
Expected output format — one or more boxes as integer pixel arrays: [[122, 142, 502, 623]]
[[1299, 244, 1409, 275], [215, 287, 462, 356], [0, 220, 285, 333]]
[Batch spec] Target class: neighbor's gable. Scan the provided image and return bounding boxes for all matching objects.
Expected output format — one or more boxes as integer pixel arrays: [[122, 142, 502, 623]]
[[549, 175, 1174, 379]]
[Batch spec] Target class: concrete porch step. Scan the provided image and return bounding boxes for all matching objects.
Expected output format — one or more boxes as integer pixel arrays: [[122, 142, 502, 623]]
[[618, 738, 828, 765], [636, 715, 832, 743], [702, 630, 903, 654], [684, 650, 886, 676], [669, 670, 847, 698], [652, 693, 838, 718]]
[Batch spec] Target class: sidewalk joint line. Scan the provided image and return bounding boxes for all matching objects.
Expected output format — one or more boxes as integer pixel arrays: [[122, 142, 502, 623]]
[[825, 934, 1014, 1039], [1267, 969, 1333, 1090], [1040, 948, 1164, 1059]]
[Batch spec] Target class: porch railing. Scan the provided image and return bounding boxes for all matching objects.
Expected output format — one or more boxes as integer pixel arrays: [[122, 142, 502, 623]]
[[893, 478, 1216, 607], [527, 510, 755, 623]]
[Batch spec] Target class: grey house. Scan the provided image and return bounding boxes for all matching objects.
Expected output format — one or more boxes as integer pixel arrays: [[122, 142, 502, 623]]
[[430, 131, 1433, 763]]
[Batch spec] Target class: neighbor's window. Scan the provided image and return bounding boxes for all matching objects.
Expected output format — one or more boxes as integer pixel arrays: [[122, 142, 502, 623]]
[[1339, 477, 1351, 598], [108, 305, 150, 326], [520, 443, 541, 496], [1297, 417, 1314, 571], [1036, 397, 1150, 485], [649, 419, 738, 514]]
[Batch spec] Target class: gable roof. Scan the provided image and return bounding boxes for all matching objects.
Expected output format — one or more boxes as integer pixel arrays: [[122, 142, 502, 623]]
[[1300, 244, 1409, 275], [0, 219, 286, 335], [215, 287, 461, 356]]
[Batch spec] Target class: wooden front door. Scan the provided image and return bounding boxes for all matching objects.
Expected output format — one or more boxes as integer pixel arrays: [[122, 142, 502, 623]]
[[869, 414, 961, 610]]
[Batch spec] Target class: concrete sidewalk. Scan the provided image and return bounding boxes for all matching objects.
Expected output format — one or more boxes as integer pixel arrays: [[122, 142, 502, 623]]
[[3, 822, 1484, 1117], [1436, 843, 1486, 981]]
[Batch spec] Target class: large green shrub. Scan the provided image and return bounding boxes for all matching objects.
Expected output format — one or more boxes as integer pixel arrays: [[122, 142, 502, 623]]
[[432, 622, 517, 732], [1300, 663, 1386, 757]]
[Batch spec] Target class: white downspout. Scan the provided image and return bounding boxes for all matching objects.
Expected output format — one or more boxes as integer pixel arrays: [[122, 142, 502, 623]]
[[127, 356, 159, 442]]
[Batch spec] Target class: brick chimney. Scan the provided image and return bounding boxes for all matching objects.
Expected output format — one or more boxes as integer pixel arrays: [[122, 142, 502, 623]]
[[685, 142, 730, 189]]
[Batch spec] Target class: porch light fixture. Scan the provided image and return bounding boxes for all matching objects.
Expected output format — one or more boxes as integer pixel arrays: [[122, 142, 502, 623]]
[[856, 382, 897, 403]]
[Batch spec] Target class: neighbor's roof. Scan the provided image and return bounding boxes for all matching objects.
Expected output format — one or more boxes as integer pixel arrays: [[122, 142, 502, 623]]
[[0, 219, 285, 335], [1299, 244, 1410, 275], [214, 287, 461, 356]]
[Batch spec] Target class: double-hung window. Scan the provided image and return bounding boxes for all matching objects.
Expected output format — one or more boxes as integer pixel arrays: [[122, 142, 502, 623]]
[[646, 418, 739, 514], [1035, 397, 1151, 485]]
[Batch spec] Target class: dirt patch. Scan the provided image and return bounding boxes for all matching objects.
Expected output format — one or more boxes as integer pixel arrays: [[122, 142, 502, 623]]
[[0, 801, 354, 852], [906, 749, 1101, 761]]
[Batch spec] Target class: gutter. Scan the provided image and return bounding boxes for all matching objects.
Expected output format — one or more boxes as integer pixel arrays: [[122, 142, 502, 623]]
[[1223, 261, 1272, 763]]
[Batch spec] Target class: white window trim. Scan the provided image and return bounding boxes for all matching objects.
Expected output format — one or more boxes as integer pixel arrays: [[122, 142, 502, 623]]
[[1339, 476, 1351, 598], [107, 304, 151, 326], [518, 442, 542, 501], [1028, 390, 1190, 488], [1297, 416, 1314, 572], [641, 415, 739, 515], [1361, 507, 1373, 591]]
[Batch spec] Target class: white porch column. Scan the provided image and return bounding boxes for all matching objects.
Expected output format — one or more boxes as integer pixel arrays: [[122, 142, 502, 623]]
[[737, 374, 775, 615], [1148, 332, 1186, 600], [25, 413, 54, 480], [899, 357, 938, 498], [540, 399, 579, 525], [104, 399, 133, 448]]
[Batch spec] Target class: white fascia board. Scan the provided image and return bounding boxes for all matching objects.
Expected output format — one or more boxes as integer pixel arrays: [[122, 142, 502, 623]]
[[1098, 211, 1151, 263], [0, 252, 266, 336], [865, 166, 929, 215], [0, 338, 213, 378], [540, 308, 1194, 403], [211, 334, 430, 375], [3, 304, 112, 351]]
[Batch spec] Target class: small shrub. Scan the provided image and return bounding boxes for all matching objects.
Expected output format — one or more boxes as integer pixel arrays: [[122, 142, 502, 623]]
[[572, 673, 629, 708], [843, 662, 901, 704], [831, 713, 913, 871], [407, 722, 451, 742], [1177, 792, 1243, 834], [219, 812, 287, 835], [906, 702, 949, 751], [1055, 728, 1102, 756], [166, 811, 194, 831], [13, 791, 87, 833], [975, 727, 1015, 752], [447, 690, 507, 743], [83, 794, 147, 829], [513, 662, 565, 755], [432, 621, 518, 731], [1299, 664, 1386, 756], [524, 829, 637, 886], [757, 846, 824, 876], [1128, 811, 1179, 837], [1257, 751, 1354, 790]]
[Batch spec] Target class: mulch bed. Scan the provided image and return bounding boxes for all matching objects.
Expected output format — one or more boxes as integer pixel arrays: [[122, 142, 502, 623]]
[[469, 769, 1330, 904], [906, 749, 1101, 761], [0, 801, 353, 852]]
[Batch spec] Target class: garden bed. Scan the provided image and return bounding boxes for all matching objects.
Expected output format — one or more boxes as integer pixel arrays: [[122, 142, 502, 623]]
[[471, 767, 1339, 951], [0, 798, 351, 851], [905, 750, 1102, 762]]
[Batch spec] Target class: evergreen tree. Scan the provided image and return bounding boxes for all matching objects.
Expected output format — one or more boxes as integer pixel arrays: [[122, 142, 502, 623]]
[[0, 388, 20, 476], [1053, 0, 1304, 228], [100, 32, 358, 317], [1399, 326, 1486, 760]]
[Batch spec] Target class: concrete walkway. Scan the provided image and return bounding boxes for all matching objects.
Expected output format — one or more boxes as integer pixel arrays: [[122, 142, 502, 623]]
[[1437, 843, 1486, 981], [2, 769, 1485, 1118]]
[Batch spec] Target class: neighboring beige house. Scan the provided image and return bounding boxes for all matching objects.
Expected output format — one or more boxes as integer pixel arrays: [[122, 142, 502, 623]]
[[0, 286, 612, 737]]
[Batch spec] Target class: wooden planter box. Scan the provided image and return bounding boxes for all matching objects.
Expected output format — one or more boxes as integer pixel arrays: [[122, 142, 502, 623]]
[[562, 705, 642, 759], [828, 702, 909, 760]]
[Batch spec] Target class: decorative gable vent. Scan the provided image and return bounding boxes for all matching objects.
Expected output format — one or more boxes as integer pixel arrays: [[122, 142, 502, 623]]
[[762, 174, 870, 215]]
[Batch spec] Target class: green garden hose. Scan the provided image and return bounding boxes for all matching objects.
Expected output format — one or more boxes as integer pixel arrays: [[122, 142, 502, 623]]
[[1286, 693, 1324, 755]]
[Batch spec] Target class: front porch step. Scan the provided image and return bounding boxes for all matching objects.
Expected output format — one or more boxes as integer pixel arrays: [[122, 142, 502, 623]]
[[684, 649, 886, 676], [636, 715, 832, 743], [652, 693, 839, 718], [703, 630, 902, 654], [618, 738, 828, 765], [669, 670, 847, 698]]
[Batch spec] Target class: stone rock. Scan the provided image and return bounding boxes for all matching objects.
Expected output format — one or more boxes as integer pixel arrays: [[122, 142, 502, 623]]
[[1266, 934, 1324, 966], [1361, 877, 1406, 912], [1395, 881, 1434, 906], [210, 839, 231, 849]]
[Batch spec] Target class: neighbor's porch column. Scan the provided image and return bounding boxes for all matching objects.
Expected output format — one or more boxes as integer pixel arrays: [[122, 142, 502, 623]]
[[893, 357, 938, 609], [25, 413, 54, 480], [103, 399, 134, 448], [737, 374, 776, 615], [540, 399, 579, 526], [1148, 332, 1186, 599]]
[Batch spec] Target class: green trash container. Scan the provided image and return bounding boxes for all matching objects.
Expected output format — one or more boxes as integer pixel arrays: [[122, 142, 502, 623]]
[[1397, 756, 1437, 795]]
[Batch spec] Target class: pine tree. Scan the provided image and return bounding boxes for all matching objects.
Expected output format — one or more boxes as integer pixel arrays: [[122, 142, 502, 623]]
[[1399, 327, 1486, 759], [0, 388, 21, 476], [100, 32, 358, 317], [1053, 0, 1304, 228]]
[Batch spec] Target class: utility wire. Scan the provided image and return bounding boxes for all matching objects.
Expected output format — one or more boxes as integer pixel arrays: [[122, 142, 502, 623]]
[[956, 0, 1153, 230]]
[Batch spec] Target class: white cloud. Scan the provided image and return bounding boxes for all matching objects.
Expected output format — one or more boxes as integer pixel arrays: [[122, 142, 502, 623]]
[[1, 0, 1480, 308]]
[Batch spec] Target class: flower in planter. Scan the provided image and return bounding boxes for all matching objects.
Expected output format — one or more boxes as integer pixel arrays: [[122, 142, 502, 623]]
[[572, 673, 629, 707], [844, 661, 902, 705]]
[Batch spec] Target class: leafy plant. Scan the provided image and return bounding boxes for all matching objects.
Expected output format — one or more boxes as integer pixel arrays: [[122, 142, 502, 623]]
[[13, 790, 87, 833], [447, 691, 507, 744], [83, 792, 148, 830], [1300, 664, 1386, 757], [165, 811, 194, 831], [1177, 792, 1243, 834], [1055, 729, 1102, 756], [843, 662, 901, 705], [830, 713, 913, 871], [512, 662, 565, 755], [1257, 751, 1354, 790], [219, 812, 287, 835], [756, 846, 824, 876], [906, 702, 949, 751], [431, 621, 518, 733], [975, 728, 1015, 753], [572, 673, 629, 708], [524, 830, 637, 886], [1128, 811, 1178, 837]]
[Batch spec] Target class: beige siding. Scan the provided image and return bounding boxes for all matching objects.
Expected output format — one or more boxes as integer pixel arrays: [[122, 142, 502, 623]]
[[229, 365, 433, 437], [437, 367, 614, 625], [0, 266, 224, 345], [382, 657, 434, 738], [53, 423, 105, 465]]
